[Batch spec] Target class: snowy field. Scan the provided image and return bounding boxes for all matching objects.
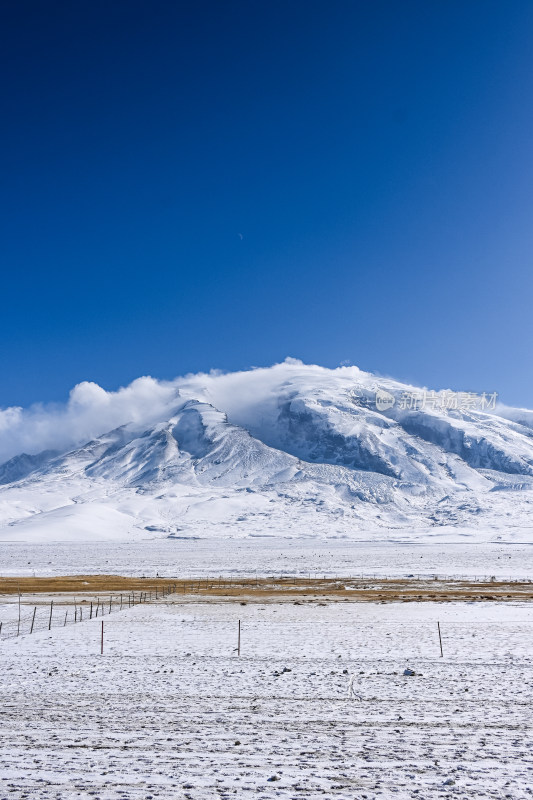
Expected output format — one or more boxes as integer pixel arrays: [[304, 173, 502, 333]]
[[1, 537, 532, 580], [1, 595, 532, 799]]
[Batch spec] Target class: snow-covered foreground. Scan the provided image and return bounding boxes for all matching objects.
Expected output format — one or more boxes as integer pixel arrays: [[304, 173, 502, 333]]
[[1, 596, 532, 799]]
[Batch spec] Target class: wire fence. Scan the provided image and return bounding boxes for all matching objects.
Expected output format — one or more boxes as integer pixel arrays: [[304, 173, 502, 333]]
[[138, 572, 533, 584], [1, 572, 532, 643], [0, 583, 176, 641]]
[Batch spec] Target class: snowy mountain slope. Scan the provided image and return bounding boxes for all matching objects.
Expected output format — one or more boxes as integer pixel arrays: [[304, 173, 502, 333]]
[[85, 401, 298, 488], [0, 450, 59, 485], [1, 361, 533, 541]]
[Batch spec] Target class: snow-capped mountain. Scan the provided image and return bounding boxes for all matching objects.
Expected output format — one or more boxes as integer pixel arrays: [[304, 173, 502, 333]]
[[1, 360, 533, 541]]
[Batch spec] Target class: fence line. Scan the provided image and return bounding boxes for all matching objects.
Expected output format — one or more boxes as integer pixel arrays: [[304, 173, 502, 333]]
[[142, 573, 533, 585], [1, 572, 532, 642], [0, 583, 177, 642]]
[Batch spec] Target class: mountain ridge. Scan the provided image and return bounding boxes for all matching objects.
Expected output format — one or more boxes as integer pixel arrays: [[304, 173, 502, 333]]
[[1, 361, 533, 541]]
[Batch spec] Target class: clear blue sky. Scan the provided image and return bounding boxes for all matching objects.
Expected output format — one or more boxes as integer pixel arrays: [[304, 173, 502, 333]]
[[2, 1, 533, 408]]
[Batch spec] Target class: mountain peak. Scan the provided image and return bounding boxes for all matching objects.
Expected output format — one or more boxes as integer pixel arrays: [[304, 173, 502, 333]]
[[1, 362, 532, 541]]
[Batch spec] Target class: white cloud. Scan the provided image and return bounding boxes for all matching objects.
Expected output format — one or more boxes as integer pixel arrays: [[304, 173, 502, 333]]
[[0, 359, 363, 464], [0, 377, 180, 464], [0, 358, 523, 465]]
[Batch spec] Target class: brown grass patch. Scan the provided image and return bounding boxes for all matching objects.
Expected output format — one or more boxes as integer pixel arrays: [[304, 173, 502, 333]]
[[0, 575, 531, 603]]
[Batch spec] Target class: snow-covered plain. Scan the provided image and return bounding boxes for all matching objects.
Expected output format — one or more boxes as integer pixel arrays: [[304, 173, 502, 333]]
[[1, 538, 533, 580], [2, 361, 533, 543], [1, 596, 532, 799]]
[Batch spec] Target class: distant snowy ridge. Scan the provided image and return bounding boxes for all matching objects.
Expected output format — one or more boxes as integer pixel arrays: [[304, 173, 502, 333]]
[[1, 360, 533, 542]]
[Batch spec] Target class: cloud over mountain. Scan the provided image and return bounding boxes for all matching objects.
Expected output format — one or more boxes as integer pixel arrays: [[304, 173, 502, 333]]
[[1, 360, 533, 542]]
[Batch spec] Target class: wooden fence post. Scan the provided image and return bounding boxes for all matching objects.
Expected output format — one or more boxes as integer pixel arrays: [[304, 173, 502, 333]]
[[101, 620, 104, 655], [48, 600, 54, 630], [30, 606, 37, 634], [437, 621, 443, 657]]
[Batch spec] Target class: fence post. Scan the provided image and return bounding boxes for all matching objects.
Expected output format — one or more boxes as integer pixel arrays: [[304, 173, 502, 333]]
[[238, 619, 241, 656], [30, 606, 37, 634], [64, 610, 68, 627], [101, 620, 104, 655], [437, 621, 443, 657], [48, 600, 54, 630], [17, 586, 21, 637], [90, 602, 93, 619]]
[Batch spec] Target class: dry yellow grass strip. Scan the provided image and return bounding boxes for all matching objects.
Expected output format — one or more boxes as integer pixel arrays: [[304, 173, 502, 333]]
[[0, 575, 171, 595], [0, 575, 532, 602]]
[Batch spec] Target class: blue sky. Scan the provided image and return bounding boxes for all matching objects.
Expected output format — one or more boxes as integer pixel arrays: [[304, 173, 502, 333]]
[[2, 1, 533, 408]]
